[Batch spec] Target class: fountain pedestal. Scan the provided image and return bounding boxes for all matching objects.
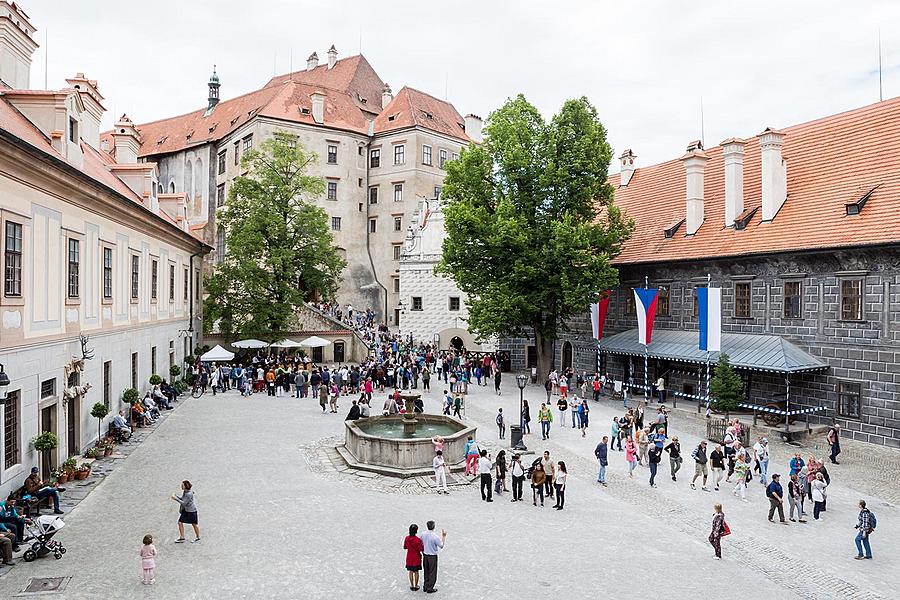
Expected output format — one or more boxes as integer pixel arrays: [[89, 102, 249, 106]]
[[402, 394, 419, 436]]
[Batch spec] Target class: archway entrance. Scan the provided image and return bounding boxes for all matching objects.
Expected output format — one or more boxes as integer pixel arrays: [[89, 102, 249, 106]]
[[450, 336, 464, 351], [561, 341, 573, 370]]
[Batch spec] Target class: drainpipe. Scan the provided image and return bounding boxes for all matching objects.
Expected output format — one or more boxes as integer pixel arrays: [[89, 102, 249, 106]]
[[363, 135, 388, 322]]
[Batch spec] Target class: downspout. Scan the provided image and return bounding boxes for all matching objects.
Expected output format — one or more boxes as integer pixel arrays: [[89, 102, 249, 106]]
[[363, 129, 388, 322]]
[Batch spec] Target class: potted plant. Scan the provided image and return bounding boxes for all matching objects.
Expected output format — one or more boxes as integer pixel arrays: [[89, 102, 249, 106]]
[[103, 438, 115, 456], [56, 468, 69, 484], [170, 364, 181, 379], [90, 402, 109, 445], [174, 380, 188, 394], [62, 457, 77, 478], [86, 446, 103, 459], [74, 464, 91, 480], [149, 374, 162, 386]]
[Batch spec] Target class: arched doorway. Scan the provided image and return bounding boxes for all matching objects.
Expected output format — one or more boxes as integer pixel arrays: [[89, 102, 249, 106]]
[[450, 336, 464, 351], [561, 341, 573, 370]]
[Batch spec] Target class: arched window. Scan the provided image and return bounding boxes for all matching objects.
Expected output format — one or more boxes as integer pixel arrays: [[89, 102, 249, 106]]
[[194, 157, 203, 201], [561, 341, 573, 370], [169, 180, 176, 193], [157, 183, 163, 195], [184, 160, 193, 198]]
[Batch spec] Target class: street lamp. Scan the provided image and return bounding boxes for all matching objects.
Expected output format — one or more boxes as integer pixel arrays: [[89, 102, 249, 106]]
[[0, 363, 9, 400], [513, 373, 528, 451]]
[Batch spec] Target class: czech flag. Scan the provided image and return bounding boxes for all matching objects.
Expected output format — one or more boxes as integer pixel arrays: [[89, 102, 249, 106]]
[[697, 287, 722, 352], [633, 288, 659, 346], [589, 292, 611, 340]]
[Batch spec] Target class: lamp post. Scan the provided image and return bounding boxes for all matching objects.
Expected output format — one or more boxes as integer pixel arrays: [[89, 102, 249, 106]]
[[0, 362, 9, 400], [512, 373, 528, 451]]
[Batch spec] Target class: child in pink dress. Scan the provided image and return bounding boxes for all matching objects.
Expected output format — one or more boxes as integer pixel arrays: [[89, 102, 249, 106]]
[[431, 436, 445, 454], [140, 534, 157, 585]]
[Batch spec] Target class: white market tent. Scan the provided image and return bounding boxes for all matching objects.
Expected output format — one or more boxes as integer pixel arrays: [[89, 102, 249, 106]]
[[298, 335, 332, 348], [231, 339, 269, 349], [200, 344, 235, 362], [270, 339, 303, 348]]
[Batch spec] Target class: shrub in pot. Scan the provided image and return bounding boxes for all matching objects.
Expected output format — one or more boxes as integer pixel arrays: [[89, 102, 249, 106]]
[[149, 374, 162, 386], [170, 364, 181, 378]]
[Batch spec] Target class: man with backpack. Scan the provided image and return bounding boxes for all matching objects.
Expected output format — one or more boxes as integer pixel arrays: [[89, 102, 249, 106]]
[[496, 408, 506, 440], [690, 441, 710, 491], [854, 500, 875, 559]]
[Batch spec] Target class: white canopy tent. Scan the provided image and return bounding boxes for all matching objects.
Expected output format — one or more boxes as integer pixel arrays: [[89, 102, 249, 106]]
[[199, 344, 235, 362], [270, 339, 304, 348], [298, 335, 332, 348], [231, 339, 269, 349]]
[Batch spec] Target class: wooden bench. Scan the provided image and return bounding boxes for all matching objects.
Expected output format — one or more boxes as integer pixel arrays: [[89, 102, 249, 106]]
[[107, 421, 132, 442], [8, 485, 51, 517]]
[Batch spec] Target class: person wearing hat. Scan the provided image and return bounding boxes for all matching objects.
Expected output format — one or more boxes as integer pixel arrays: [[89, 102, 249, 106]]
[[766, 474, 788, 524], [23, 467, 65, 514]]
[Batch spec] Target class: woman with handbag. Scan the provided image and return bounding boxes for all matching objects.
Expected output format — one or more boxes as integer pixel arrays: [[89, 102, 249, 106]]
[[709, 503, 727, 559]]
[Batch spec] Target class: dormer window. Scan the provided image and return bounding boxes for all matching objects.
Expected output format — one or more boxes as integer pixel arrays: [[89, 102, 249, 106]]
[[663, 219, 684, 239], [388, 115, 396, 122], [300, 107, 310, 115], [424, 112, 433, 120], [845, 184, 879, 216], [734, 206, 759, 230]]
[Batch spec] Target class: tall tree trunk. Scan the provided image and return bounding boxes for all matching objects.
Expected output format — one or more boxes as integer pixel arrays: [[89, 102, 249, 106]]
[[534, 330, 554, 385]]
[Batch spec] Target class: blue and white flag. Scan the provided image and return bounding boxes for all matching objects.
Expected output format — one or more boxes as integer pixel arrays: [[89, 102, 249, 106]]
[[697, 287, 721, 352]]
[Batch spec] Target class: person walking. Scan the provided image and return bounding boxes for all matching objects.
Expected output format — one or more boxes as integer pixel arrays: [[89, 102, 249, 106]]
[[732, 455, 750, 502], [655, 375, 666, 403], [403, 524, 424, 591], [854, 500, 875, 560], [811, 472, 828, 520], [788, 474, 806, 522], [464, 436, 479, 476], [171, 480, 200, 543], [420, 521, 446, 594], [709, 504, 726, 559], [827, 423, 842, 464], [478, 450, 493, 502], [541, 451, 556, 500], [538, 403, 553, 440], [710, 444, 725, 490], [521, 399, 531, 435], [753, 437, 770, 485], [766, 474, 788, 524], [531, 462, 546, 507], [594, 436, 609, 486], [494, 369, 502, 395], [544, 377, 553, 404], [665, 437, 683, 482], [625, 436, 638, 478], [433, 451, 449, 494], [690, 441, 710, 491], [578, 400, 589, 437], [636, 427, 650, 467], [496, 408, 506, 440], [510, 454, 525, 502], [556, 396, 568, 429], [495, 450, 508, 493], [648, 443, 662, 488], [552, 461, 568, 510], [611, 417, 622, 451]]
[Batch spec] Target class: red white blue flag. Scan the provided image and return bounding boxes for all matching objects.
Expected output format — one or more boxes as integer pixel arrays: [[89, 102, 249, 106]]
[[697, 287, 722, 352], [590, 292, 611, 340], [633, 288, 659, 346]]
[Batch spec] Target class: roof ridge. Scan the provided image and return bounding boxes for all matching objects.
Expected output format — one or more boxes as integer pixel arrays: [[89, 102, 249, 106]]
[[265, 54, 364, 86], [400, 85, 458, 108]]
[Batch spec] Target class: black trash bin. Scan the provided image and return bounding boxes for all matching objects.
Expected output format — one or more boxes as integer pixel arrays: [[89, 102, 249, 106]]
[[510, 425, 523, 449]]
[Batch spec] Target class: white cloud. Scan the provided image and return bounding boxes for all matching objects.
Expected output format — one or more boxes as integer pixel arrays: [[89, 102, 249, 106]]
[[23, 0, 900, 168]]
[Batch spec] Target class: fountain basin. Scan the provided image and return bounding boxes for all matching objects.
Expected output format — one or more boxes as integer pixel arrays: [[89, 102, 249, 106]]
[[338, 414, 476, 478]]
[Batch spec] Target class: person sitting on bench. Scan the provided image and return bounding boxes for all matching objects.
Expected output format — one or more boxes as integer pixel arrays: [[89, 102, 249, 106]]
[[23, 467, 64, 514], [111, 410, 132, 440], [151, 385, 173, 410], [0, 499, 25, 545]]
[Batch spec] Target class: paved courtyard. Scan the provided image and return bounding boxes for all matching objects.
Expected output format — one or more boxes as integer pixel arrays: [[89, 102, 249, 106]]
[[0, 381, 897, 599]]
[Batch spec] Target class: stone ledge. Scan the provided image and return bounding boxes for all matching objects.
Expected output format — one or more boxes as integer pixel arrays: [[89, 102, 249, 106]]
[[334, 444, 466, 478]]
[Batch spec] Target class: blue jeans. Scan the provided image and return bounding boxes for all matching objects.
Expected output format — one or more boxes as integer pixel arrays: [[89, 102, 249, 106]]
[[571, 410, 577, 428], [758, 459, 769, 484], [597, 463, 606, 483], [37, 487, 60, 511], [855, 530, 872, 558], [541, 421, 551, 439]]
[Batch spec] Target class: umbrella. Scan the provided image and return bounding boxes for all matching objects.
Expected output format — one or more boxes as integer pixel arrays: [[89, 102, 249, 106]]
[[299, 335, 332, 348], [200, 344, 235, 362], [270, 339, 303, 348], [231, 339, 269, 349]]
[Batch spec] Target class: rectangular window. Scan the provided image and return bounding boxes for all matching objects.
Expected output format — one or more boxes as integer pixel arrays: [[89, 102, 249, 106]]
[[394, 216, 402, 232], [3, 391, 20, 469], [692, 286, 705, 318], [783, 281, 802, 318], [67, 238, 80, 298], [452, 152, 459, 162], [151, 346, 157, 376], [216, 228, 225, 264], [331, 217, 341, 231], [393, 244, 401, 260], [393, 183, 403, 202], [183, 268, 188, 301], [327, 181, 338, 201], [103, 361, 111, 409], [657, 287, 670, 317], [625, 290, 635, 317], [217, 150, 226, 174], [840, 279, 863, 321], [370, 148, 380, 168], [234, 141, 240, 165], [169, 264, 175, 301], [369, 219, 377, 233], [131, 255, 140, 299], [195, 270, 200, 300], [838, 381, 861, 418], [411, 296, 423, 311], [393, 278, 400, 293], [439, 148, 448, 168], [448, 297, 461, 311], [131, 352, 138, 389], [368, 186, 378, 204], [68, 117, 78, 143], [394, 144, 405, 165], [40, 378, 56, 398], [151, 259, 158, 300], [4, 221, 22, 296], [434, 186, 441, 200], [216, 184, 225, 207], [734, 282, 751, 318], [422, 145, 432, 166], [103, 247, 113, 299], [327, 144, 338, 164], [242, 135, 253, 155]]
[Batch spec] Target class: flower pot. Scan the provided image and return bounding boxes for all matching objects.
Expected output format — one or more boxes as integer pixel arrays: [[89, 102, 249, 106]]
[[57, 473, 69, 484], [104, 446, 114, 457], [74, 469, 90, 480]]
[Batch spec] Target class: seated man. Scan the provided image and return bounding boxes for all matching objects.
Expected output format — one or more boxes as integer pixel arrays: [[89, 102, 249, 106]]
[[132, 401, 152, 427], [0, 499, 24, 545], [141, 393, 161, 420], [346, 399, 361, 421], [23, 467, 64, 514], [162, 379, 181, 399], [0, 526, 14, 565], [111, 410, 132, 441], [151, 385, 172, 410]]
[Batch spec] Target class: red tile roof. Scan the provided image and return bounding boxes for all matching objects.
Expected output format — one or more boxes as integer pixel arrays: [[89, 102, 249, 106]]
[[608, 96, 900, 265], [373, 86, 469, 142]]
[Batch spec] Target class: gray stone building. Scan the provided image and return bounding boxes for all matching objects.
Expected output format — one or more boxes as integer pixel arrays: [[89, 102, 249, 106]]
[[502, 97, 900, 448]]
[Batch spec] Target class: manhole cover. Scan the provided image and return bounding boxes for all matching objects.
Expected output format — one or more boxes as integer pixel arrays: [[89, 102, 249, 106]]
[[20, 577, 70, 595]]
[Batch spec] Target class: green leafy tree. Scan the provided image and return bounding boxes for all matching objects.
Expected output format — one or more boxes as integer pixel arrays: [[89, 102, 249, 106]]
[[205, 132, 345, 338], [710, 353, 744, 413], [90, 402, 109, 444], [437, 95, 633, 377]]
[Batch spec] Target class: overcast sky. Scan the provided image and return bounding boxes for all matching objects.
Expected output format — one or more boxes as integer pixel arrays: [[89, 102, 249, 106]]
[[24, 0, 900, 168]]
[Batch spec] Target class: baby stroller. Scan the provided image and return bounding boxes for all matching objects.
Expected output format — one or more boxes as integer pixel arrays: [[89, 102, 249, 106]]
[[22, 514, 67, 561]]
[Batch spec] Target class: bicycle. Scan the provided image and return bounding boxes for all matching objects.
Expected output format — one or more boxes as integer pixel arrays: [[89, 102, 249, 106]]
[[191, 381, 205, 399]]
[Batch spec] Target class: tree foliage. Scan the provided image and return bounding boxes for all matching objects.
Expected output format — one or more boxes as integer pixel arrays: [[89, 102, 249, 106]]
[[437, 95, 633, 375], [710, 353, 744, 413], [204, 133, 345, 338]]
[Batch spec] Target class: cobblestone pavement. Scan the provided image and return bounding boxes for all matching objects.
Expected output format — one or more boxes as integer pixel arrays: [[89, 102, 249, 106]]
[[0, 382, 894, 599]]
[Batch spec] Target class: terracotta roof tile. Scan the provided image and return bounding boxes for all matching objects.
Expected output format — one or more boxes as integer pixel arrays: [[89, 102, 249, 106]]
[[609, 96, 900, 265], [373, 86, 469, 142], [264, 54, 385, 115]]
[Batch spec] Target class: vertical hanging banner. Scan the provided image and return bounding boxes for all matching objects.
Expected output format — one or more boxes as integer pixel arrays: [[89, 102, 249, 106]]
[[633, 288, 659, 346], [697, 287, 722, 351], [589, 292, 611, 340]]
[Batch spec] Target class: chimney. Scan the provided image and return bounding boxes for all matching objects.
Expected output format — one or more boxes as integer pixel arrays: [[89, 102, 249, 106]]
[[206, 65, 220, 113], [382, 83, 393, 109], [619, 149, 636, 186], [464, 114, 483, 143], [310, 92, 325, 124], [65, 73, 105, 150], [721, 138, 745, 226], [111, 114, 141, 163], [306, 52, 319, 71], [0, 2, 37, 89], [327, 44, 337, 69], [681, 140, 708, 236], [758, 127, 787, 221]]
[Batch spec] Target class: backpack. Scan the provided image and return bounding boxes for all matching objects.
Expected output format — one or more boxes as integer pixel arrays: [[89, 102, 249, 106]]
[[869, 511, 877, 530]]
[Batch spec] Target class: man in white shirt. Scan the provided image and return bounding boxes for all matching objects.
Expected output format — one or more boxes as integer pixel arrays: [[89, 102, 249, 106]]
[[753, 437, 770, 485], [421, 521, 446, 594], [477, 450, 493, 502], [433, 451, 449, 494]]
